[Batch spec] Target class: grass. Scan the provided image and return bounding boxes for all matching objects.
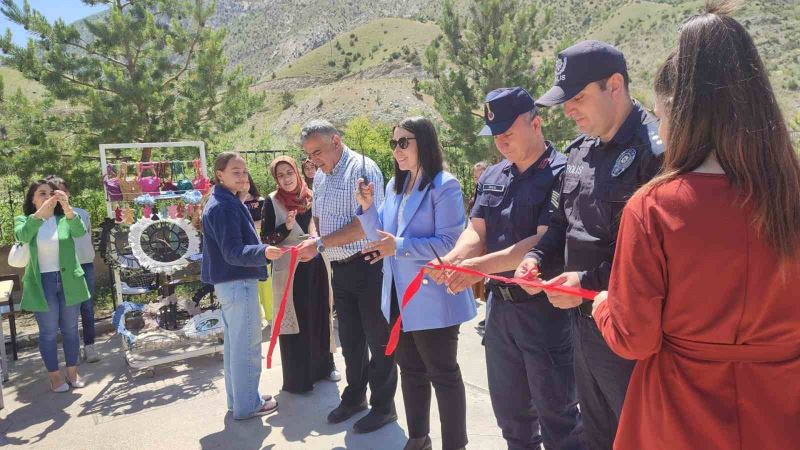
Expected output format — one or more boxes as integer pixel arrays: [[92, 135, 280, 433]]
[[0, 65, 48, 101], [274, 18, 440, 81]]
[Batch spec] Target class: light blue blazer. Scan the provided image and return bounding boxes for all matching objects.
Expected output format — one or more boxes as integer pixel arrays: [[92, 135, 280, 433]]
[[356, 171, 477, 331]]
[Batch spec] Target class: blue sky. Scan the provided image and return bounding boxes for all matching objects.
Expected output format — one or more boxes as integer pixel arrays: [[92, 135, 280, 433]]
[[1, 0, 106, 46]]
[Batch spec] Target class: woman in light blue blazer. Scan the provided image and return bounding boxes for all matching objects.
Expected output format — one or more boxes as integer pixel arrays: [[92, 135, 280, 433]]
[[356, 117, 475, 450]]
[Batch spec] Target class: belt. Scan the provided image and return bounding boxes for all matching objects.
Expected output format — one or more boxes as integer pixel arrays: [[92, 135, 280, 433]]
[[487, 282, 537, 303], [330, 252, 363, 265], [330, 251, 379, 265], [663, 335, 800, 363]]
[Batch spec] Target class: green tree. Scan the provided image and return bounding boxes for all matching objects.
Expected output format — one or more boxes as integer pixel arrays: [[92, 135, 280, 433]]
[[343, 115, 394, 178], [0, 0, 263, 160], [424, 0, 574, 162], [0, 88, 89, 188]]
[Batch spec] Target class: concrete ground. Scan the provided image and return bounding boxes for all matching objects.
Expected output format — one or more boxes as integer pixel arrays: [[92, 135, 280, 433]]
[[0, 305, 504, 449]]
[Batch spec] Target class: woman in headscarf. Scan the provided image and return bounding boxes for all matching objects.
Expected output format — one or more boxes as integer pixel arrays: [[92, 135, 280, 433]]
[[262, 156, 339, 393]]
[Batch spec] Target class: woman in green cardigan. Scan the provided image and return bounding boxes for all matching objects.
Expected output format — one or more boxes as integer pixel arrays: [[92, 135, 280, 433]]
[[15, 180, 90, 392]]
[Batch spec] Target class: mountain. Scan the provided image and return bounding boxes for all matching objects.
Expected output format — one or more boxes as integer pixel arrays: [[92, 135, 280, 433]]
[[3, 0, 798, 147], [208, 0, 799, 143]]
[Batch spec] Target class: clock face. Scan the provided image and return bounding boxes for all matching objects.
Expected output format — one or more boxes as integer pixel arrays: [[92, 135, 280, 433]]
[[128, 218, 200, 275], [141, 221, 190, 263], [108, 226, 141, 269]]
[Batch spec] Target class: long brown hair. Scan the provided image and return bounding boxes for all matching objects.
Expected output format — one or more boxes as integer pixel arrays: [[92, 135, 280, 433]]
[[212, 151, 244, 184], [649, 0, 800, 262]]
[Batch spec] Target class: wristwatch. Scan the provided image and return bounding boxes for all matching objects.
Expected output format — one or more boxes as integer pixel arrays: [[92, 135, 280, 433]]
[[315, 237, 326, 253]]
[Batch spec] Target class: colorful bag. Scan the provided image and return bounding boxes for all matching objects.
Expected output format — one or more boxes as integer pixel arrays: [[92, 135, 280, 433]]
[[138, 162, 161, 194], [104, 165, 123, 201], [118, 163, 142, 199], [192, 159, 211, 193], [173, 161, 193, 192]]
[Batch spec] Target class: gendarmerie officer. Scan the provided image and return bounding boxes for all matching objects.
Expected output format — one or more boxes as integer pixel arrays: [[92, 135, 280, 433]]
[[517, 41, 664, 450], [431, 87, 583, 450]]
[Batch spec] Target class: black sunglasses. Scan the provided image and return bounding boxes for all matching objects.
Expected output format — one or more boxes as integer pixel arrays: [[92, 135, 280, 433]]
[[389, 137, 416, 150]]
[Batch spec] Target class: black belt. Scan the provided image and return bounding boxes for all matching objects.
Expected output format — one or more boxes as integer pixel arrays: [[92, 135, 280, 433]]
[[486, 282, 537, 303], [330, 252, 363, 265], [330, 251, 378, 265]]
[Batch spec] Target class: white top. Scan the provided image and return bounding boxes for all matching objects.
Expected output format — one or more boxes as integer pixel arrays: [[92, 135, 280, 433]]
[[37, 217, 61, 273], [73, 207, 95, 265], [399, 191, 411, 213]]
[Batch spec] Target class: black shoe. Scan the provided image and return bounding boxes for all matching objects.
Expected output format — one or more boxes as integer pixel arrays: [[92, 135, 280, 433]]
[[327, 401, 368, 424], [404, 435, 432, 450], [353, 408, 398, 433]]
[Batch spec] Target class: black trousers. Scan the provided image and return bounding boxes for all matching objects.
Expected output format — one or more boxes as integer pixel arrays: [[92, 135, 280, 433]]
[[485, 293, 583, 450], [391, 283, 468, 450], [331, 257, 397, 413], [573, 311, 635, 450]]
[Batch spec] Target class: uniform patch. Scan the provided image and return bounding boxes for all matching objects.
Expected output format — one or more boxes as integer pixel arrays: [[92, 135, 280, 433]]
[[555, 56, 567, 82], [485, 102, 495, 122], [551, 190, 560, 208], [483, 184, 505, 193], [611, 148, 637, 177]]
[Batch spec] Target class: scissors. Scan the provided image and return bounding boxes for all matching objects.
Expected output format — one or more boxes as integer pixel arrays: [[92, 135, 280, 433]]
[[428, 242, 445, 267], [425, 243, 448, 287]]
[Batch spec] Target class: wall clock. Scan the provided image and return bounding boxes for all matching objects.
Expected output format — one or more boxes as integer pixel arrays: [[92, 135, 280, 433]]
[[128, 218, 200, 274]]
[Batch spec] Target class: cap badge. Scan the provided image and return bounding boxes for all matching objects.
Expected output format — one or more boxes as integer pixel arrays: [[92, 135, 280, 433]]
[[555, 56, 567, 82], [485, 102, 495, 121]]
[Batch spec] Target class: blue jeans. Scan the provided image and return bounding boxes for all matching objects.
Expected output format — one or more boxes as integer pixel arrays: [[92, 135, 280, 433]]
[[80, 263, 96, 345], [214, 278, 266, 419], [34, 272, 81, 372]]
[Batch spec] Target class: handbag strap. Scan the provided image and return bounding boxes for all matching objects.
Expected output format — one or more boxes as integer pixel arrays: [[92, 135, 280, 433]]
[[193, 159, 205, 178], [172, 161, 184, 177], [138, 162, 158, 178]]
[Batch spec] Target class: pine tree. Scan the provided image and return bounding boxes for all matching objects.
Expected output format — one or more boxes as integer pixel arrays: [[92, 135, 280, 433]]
[[424, 0, 574, 162], [0, 0, 263, 160]]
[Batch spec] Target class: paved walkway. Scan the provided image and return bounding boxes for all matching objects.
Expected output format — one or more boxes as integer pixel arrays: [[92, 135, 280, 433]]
[[0, 306, 504, 449]]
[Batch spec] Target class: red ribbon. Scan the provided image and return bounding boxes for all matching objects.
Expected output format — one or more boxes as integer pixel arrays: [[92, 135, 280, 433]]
[[266, 246, 299, 369], [385, 268, 426, 356], [384, 263, 600, 356]]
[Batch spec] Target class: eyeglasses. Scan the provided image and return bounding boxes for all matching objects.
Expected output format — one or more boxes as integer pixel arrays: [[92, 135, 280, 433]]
[[389, 137, 416, 150]]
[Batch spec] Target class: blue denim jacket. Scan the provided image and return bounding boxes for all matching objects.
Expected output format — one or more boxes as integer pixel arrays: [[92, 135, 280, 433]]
[[201, 185, 268, 284]]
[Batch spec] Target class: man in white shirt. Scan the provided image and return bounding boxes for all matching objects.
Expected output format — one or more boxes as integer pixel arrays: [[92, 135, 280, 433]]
[[45, 176, 101, 363]]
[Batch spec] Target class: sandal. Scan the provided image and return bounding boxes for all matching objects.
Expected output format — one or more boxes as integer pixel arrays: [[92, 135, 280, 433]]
[[251, 398, 278, 417]]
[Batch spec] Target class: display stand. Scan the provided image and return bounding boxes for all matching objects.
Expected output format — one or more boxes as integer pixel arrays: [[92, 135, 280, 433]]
[[99, 141, 222, 377]]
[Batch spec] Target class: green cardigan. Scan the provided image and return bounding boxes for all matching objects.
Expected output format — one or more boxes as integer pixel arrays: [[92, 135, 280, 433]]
[[14, 214, 90, 312]]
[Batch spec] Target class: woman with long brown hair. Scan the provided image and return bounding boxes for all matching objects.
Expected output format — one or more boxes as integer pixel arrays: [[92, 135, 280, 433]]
[[262, 156, 338, 393], [592, 1, 800, 449]]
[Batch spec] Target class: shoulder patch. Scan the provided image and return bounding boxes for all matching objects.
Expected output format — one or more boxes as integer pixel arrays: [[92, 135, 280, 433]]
[[646, 121, 665, 156], [564, 134, 588, 154]]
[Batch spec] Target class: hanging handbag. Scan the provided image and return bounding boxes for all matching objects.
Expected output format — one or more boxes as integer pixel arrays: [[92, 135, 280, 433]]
[[118, 162, 142, 199], [138, 162, 161, 194], [103, 164, 123, 201], [7, 241, 30, 268], [161, 162, 177, 191], [192, 159, 211, 193], [174, 161, 194, 192]]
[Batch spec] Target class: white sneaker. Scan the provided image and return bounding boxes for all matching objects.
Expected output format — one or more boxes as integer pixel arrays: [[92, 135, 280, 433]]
[[84, 344, 101, 363], [51, 382, 69, 393], [327, 369, 342, 382]]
